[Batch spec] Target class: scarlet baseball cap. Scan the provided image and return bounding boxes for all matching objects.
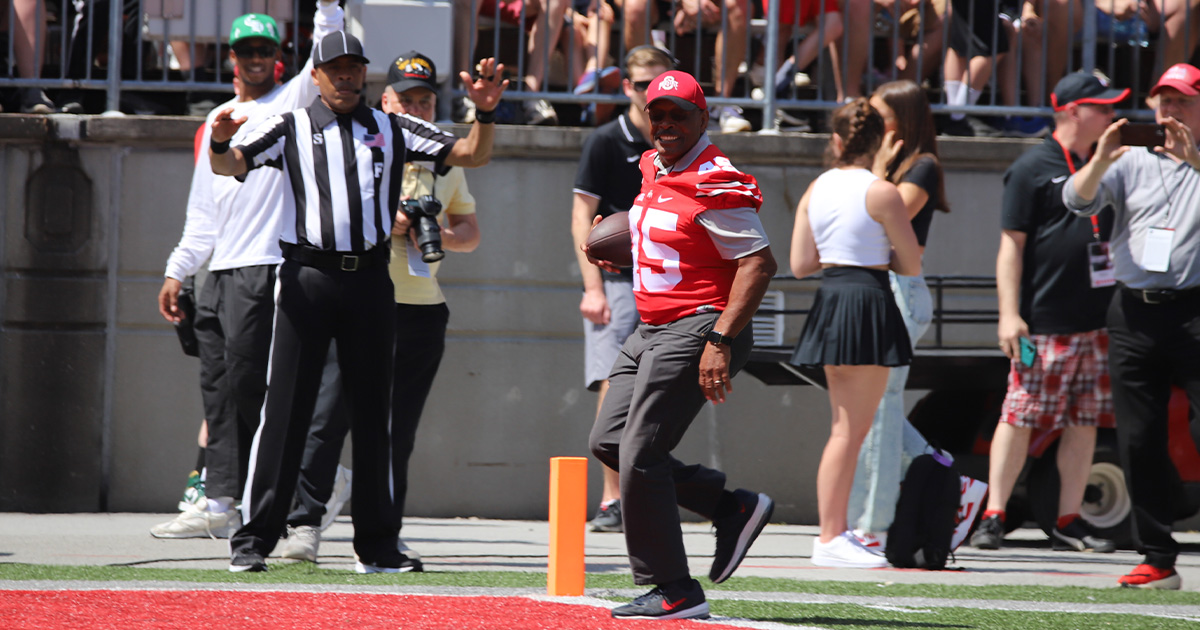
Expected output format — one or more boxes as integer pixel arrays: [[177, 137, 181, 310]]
[[645, 71, 706, 111], [1050, 71, 1128, 111], [1150, 63, 1200, 97]]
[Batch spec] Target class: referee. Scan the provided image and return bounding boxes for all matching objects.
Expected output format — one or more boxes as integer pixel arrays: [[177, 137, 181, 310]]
[[209, 32, 507, 573]]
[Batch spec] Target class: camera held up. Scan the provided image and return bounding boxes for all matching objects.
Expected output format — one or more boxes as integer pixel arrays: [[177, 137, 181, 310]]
[[399, 195, 445, 262]]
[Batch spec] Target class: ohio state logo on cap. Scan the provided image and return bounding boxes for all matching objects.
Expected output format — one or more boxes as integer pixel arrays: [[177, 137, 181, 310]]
[[659, 75, 679, 91]]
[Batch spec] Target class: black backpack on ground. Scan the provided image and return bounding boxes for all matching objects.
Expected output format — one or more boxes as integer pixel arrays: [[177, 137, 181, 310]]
[[885, 453, 959, 570]]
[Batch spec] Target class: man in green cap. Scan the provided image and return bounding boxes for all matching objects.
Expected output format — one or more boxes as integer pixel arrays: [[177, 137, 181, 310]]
[[154, 0, 347, 541]]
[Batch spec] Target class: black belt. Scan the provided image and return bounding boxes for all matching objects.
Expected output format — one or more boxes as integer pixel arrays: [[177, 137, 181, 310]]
[[1120, 283, 1200, 305], [281, 242, 388, 272]]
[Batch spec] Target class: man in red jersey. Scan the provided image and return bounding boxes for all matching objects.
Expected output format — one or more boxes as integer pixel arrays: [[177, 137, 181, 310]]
[[585, 70, 778, 621]]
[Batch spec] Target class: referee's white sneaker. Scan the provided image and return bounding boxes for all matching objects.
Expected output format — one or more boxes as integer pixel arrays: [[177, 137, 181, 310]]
[[150, 499, 240, 539]]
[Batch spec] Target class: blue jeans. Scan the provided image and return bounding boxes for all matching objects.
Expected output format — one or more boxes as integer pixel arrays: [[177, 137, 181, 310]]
[[847, 272, 935, 533]]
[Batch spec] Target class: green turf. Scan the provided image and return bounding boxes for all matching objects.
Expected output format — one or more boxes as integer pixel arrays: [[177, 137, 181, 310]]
[[3, 562, 1200, 607]]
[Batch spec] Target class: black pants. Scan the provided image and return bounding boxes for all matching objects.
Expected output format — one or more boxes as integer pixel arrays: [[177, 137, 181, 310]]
[[286, 341, 351, 528], [231, 260, 398, 565], [194, 266, 276, 500], [588, 312, 751, 586], [1107, 288, 1200, 569], [286, 302, 450, 533]]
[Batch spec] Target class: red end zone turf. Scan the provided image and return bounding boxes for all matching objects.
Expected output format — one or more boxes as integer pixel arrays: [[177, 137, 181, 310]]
[[2, 590, 750, 630]]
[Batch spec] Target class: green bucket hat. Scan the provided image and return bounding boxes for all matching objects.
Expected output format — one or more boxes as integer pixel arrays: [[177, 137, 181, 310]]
[[229, 14, 281, 47]]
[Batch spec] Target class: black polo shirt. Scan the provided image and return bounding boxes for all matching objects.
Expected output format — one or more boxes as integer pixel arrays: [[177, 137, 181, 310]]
[[573, 114, 651, 282], [1001, 135, 1114, 334]]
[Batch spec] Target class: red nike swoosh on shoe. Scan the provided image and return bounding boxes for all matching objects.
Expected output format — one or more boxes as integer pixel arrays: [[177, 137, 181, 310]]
[[662, 598, 687, 611]]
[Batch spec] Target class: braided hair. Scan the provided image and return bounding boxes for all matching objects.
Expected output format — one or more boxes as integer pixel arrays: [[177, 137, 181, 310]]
[[826, 98, 885, 169]]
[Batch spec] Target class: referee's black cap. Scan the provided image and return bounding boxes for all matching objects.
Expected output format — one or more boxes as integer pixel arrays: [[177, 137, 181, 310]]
[[313, 32, 370, 67]]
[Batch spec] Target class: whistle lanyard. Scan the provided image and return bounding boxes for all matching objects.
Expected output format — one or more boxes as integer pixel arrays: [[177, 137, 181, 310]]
[[1053, 131, 1101, 241]]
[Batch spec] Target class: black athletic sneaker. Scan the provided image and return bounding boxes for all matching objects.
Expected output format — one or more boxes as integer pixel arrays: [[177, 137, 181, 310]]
[[589, 500, 623, 533], [229, 550, 267, 573], [1052, 517, 1116, 553], [709, 489, 775, 583], [970, 514, 1004, 550], [611, 578, 710, 620]]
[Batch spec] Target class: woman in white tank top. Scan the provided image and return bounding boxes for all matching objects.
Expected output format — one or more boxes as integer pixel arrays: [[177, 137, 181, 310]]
[[788, 99, 922, 569]]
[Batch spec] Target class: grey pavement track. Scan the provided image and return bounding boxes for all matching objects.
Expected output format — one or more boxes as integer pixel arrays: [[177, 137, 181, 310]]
[[4, 512, 1200, 591]]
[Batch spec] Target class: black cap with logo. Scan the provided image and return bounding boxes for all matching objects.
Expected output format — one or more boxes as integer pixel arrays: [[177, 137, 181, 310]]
[[312, 32, 370, 66], [387, 51, 437, 93], [1050, 71, 1129, 111]]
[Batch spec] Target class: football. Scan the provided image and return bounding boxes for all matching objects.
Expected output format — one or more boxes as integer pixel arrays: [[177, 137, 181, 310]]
[[585, 211, 633, 268]]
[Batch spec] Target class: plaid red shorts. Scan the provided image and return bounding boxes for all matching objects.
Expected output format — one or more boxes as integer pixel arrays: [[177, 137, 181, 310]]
[[1000, 329, 1116, 430]]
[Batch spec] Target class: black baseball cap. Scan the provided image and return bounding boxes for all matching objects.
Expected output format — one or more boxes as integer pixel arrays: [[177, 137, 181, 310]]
[[312, 32, 370, 66], [1050, 71, 1129, 111], [387, 51, 437, 93]]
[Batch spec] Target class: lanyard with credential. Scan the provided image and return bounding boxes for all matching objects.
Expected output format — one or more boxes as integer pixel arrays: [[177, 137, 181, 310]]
[[1052, 131, 1102, 242]]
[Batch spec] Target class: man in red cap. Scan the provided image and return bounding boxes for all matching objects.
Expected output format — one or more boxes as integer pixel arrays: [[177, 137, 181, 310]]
[[584, 70, 777, 619], [1064, 63, 1200, 590]]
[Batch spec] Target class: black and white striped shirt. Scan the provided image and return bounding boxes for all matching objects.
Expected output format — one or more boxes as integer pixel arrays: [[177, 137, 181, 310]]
[[236, 97, 457, 252]]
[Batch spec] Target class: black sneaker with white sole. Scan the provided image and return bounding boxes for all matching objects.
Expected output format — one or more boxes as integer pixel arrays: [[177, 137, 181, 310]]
[[229, 550, 267, 573], [589, 500, 623, 533], [611, 578, 710, 620], [1052, 517, 1115, 553], [709, 489, 774, 583]]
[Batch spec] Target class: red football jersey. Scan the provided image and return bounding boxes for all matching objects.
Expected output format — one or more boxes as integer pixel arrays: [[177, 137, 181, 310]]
[[630, 143, 763, 325]]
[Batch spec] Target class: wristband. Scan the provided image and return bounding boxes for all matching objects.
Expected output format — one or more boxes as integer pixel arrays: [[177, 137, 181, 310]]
[[210, 138, 231, 154], [475, 108, 496, 124]]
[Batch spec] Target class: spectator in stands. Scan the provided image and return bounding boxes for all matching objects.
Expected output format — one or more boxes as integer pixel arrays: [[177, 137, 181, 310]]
[[569, 0, 622, 123], [841, 0, 946, 101], [1155, 0, 1199, 68], [2, 0, 55, 112], [467, 0, 569, 125], [790, 98, 921, 568], [942, 0, 1007, 136], [621, 0, 753, 132], [995, 0, 1082, 137], [756, 0, 842, 116]]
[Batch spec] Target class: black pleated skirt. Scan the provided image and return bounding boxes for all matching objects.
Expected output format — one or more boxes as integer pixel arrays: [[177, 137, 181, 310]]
[[790, 267, 913, 367]]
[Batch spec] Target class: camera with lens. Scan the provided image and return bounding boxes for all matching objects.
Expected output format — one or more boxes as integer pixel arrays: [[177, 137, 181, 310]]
[[399, 194, 445, 263]]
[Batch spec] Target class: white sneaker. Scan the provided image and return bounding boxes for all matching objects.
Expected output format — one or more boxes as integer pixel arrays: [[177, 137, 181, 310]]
[[774, 109, 811, 131], [852, 529, 887, 554], [811, 531, 889, 568], [523, 99, 558, 126], [281, 525, 321, 562], [718, 106, 752, 133], [951, 476, 988, 551], [320, 465, 353, 532], [149, 499, 240, 539], [458, 96, 476, 124]]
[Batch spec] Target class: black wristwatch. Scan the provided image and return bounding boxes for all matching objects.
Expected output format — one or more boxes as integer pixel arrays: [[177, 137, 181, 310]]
[[705, 330, 732, 346]]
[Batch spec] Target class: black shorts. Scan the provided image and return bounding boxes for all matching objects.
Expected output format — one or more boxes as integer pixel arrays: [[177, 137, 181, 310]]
[[790, 266, 913, 367], [947, 0, 1010, 58]]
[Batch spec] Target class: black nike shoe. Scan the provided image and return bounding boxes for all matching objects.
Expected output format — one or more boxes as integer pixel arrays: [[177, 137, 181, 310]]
[[610, 578, 710, 620], [709, 489, 774, 583], [1052, 517, 1116, 553]]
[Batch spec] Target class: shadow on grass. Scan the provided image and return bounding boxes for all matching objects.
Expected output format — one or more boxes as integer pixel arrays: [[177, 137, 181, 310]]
[[763, 618, 968, 628]]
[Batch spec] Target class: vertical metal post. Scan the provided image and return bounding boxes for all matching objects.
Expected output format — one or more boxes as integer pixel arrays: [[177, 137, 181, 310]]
[[105, 0, 125, 113], [761, 0, 780, 131], [1081, 0, 1097, 73]]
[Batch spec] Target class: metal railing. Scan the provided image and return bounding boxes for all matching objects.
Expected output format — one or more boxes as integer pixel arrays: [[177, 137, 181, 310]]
[[754, 274, 1000, 351], [0, 0, 1179, 124]]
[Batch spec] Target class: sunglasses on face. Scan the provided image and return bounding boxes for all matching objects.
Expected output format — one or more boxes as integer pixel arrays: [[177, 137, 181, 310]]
[[648, 108, 691, 123], [632, 80, 652, 92], [233, 44, 278, 59]]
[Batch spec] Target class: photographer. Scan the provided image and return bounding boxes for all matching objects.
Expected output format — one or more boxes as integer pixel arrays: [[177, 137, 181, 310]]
[[1064, 63, 1200, 590], [278, 51, 482, 569]]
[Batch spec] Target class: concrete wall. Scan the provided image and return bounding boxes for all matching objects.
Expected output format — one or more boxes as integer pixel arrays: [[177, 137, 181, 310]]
[[0, 115, 1034, 521]]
